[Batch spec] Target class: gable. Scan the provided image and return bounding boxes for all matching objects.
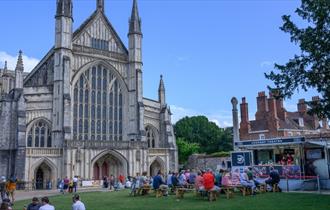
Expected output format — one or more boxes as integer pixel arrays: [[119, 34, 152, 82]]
[[24, 49, 54, 87], [73, 11, 128, 55]]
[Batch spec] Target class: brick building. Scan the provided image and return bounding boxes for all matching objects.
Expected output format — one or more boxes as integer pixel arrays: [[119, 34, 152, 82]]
[[239, 91, 329, 141]]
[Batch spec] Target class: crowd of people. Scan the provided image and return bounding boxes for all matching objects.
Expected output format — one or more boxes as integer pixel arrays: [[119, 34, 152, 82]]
[[0, 167, 282, 209], [124, 167, 282, 197], [57, 176, 79, 194]]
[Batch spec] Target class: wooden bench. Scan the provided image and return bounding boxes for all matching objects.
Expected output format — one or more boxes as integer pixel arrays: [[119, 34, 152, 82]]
[[137, 185, 151, 196], [155, 188, 163, 198], [175, 187, 195, 199], [176, 188, 186, 199], [273, 183, 280, 192], [223, 185, 252, 198], [258, 183, 267, 193], [208, 190, 217, 201]]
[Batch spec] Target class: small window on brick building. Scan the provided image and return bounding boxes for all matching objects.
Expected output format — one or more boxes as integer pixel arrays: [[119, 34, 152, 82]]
[[259, 134, 265, 140], [288, 132, 293, 136], [298, 118, 304, 127]]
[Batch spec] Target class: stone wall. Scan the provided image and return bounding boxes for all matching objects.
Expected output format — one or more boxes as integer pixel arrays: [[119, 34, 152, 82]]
[[186, 154, 230, 171]]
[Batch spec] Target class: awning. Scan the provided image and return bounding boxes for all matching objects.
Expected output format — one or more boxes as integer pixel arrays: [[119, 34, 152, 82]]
[[306, 140, 330, 148], [235, 137, 305, 148]]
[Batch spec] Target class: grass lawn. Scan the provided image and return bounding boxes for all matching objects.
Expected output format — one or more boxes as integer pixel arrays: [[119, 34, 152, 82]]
[[15, 190, 330, 210]]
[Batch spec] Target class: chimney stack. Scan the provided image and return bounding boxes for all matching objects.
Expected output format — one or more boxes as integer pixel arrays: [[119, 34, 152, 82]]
[[297, 99, 307, 114], [255, 91, 268, 120]]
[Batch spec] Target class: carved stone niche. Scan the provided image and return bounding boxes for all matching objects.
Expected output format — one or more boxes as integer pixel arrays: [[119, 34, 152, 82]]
[[136, 150, 141, 161], [76, 147, 81, 162]]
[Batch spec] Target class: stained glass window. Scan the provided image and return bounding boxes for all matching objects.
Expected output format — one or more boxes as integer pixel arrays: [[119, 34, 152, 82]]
[[73, 64, 123, 141], [26, 120, 52, 148]]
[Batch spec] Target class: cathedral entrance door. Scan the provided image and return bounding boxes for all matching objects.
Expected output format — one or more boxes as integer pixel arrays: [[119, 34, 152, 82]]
[[150, 158, 165, 176], [36, 168, 44, 190]]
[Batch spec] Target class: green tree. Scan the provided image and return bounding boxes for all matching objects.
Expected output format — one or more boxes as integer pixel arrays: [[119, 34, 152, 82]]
[[174, 116, 232, 155], [176, 137, 200, 164], [265, 0, 330, 118]]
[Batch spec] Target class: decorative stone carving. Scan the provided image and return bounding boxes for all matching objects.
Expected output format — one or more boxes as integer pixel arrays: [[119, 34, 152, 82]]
[[25, 56, 54, 87]]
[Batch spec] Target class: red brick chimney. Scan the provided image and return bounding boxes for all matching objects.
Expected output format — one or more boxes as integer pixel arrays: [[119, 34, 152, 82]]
[[240, 97, 250, 139], [267, 93, 280, 133], [311, 96, 320, 129], [255, 91, 268, 120], [297, 99, 307, 114]]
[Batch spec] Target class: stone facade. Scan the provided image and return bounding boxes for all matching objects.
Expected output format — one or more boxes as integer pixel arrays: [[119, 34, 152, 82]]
[[0, 0, 178, 187]]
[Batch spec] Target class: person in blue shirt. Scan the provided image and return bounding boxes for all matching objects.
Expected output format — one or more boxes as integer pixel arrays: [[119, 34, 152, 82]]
[[152, 171, 168, 196]]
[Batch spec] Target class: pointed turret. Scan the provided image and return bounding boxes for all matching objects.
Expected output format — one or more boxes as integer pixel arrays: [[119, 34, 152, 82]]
[[1, 61, 8, 75], [15, 50, 24, 89], [129, 0, 142, 35], [56, 0, 73, 18], [158, 75, 166, 106], [96, 0, 105, 12]]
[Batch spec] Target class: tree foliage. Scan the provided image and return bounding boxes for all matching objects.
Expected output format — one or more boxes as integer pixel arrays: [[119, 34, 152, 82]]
[[176, 137, 200, 164], [265, 0, 330, 118], [174, 116, 233, 156]]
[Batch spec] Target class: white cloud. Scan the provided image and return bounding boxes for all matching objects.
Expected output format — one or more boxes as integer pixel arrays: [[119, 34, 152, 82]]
[[260, 61, 274, 68], [284, 101, 297, 112], [170, 105, 234, 128], [0, 51, 39, 72]]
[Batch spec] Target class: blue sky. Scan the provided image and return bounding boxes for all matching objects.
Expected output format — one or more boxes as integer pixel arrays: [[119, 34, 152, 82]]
[[0, 0, 316, 127]]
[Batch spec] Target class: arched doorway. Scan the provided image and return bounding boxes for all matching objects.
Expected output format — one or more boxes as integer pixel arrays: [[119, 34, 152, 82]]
[[34, 162, 52, 190], [92, 151, 128, 180], [35, 168, 43, 189], [149, 158, 165, 177]]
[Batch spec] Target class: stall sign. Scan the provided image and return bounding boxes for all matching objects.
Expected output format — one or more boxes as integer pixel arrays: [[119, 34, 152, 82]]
[[235, 137, 305, 147], [231, 151, 252, 167], [306, 149, 322, 159]]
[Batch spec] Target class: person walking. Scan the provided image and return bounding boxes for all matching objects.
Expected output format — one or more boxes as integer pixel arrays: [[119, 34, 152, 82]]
[[0, 176, 6, 202], [72, 194, 86, 210], [39, 197, 55, 210], [73, 176, 78, 193]]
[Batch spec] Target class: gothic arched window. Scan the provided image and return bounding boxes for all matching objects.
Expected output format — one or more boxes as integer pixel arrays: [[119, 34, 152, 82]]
[[26, 120, 52, 148], [146, 126, 157, 148], [73, 64, 123, 141]]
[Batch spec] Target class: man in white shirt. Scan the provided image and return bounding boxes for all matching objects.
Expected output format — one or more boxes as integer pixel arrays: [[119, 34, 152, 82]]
[[73, 176, 79, 192], [39, 197, 55, 210], [72, 194, 86, 210]]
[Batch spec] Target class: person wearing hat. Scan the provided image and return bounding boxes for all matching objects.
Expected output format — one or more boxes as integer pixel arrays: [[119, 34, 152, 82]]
[[26, 197, 41, 210], [0, 176, 6, 202]]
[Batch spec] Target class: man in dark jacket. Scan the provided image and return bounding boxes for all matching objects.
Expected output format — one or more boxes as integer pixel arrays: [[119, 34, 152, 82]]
[[27, 197, 41, 210], [265, 167, 281, 192], [153, 171, 168, 196]]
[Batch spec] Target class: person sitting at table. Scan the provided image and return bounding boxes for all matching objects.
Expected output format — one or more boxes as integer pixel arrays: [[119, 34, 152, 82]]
[[231, 169, 241, 186], [221, 171, 232, 186], [203, 169, 219, 192], [280, 155, 287, 165], [178, 171, 187, 187], [194, 171, 204, 191], [240, 168, 256, 195], [286, 154, 294, 165], [265, 167, 281, 192], [152, 171, 168, 196]]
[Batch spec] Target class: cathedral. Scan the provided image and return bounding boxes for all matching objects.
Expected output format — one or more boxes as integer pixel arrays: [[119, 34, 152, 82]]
[[0, 0, 178, 188]]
